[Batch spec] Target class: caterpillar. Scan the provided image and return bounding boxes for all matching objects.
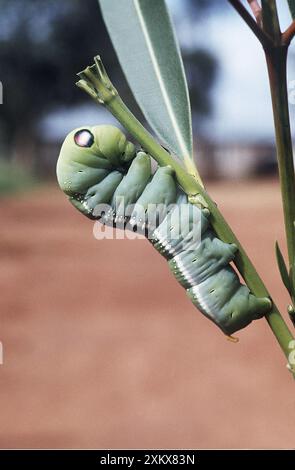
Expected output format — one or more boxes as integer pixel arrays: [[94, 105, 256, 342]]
[[56, 125, 271, 335]]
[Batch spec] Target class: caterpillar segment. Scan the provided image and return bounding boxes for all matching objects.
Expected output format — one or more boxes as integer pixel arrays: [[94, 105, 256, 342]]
[[56, 125, 272, 335]]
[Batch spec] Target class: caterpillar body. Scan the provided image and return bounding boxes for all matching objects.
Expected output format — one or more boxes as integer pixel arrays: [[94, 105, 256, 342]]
[[56, 125, 271, 335]]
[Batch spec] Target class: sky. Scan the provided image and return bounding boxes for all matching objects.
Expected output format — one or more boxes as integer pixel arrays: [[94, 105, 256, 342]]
[[168, 0, 295, 142]]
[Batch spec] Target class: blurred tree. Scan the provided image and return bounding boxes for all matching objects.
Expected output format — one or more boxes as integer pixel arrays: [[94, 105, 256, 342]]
[[0, 0, 217, 165], [183, 49, 217, 121], [0, 0, 115, 162]]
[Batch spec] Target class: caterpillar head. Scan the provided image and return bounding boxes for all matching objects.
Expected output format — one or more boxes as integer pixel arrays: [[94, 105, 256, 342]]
[[56, 125, 136, 196]]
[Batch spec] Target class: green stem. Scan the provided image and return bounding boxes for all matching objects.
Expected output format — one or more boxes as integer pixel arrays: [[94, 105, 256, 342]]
[[77, 56, 295, 368], [265, 46, 295, 303], [282, 21, 295, 46]]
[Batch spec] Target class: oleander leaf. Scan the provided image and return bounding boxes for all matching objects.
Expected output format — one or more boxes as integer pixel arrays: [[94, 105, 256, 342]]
[[288, 0, 295, 19], [99, 0, 200, 180], [275, 241, 292, 296], [289, 264, 295, 301]]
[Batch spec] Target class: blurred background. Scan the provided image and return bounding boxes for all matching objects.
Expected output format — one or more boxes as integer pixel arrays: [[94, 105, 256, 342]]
[[0, 0, 295, 449]]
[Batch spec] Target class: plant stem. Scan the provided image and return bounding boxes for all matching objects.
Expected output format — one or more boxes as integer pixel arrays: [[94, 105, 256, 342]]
[[265, 46, 295, 301], [247, 0, 262, 26], [282, 21, 295, 46], [76, 57, 295, 367], [228, 0, 273, 48], [261, 0, 281, 44]]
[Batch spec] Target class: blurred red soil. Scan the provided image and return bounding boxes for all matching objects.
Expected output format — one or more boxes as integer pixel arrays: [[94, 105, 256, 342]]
[[0, 180, 294, 449]]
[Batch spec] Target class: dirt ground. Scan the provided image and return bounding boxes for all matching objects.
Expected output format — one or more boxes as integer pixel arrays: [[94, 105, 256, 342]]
[[0, 179, 294, 449]]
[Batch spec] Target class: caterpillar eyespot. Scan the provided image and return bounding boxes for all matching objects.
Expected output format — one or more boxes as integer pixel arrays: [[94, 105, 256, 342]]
[[74, 129, 95, 148], [56, 125, 272, 335]]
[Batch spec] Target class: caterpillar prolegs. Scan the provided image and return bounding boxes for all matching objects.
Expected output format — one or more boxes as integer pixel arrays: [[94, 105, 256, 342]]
[[56, 125, 271, 335]]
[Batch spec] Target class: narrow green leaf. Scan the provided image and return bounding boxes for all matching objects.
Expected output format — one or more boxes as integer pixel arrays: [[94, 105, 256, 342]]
[[275, 241, 292, 295], [288, 305, 295, 327], [99, 0, 200, 181], [289, 264, 295, 299], [288, 0, 295, 19]]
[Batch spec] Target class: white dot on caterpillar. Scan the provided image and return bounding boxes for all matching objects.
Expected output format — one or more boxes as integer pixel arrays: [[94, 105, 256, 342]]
[[286, 363, 295, 373]]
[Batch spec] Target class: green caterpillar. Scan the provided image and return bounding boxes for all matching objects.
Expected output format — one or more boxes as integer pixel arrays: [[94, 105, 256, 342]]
[[56, 125, 271, 335]]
